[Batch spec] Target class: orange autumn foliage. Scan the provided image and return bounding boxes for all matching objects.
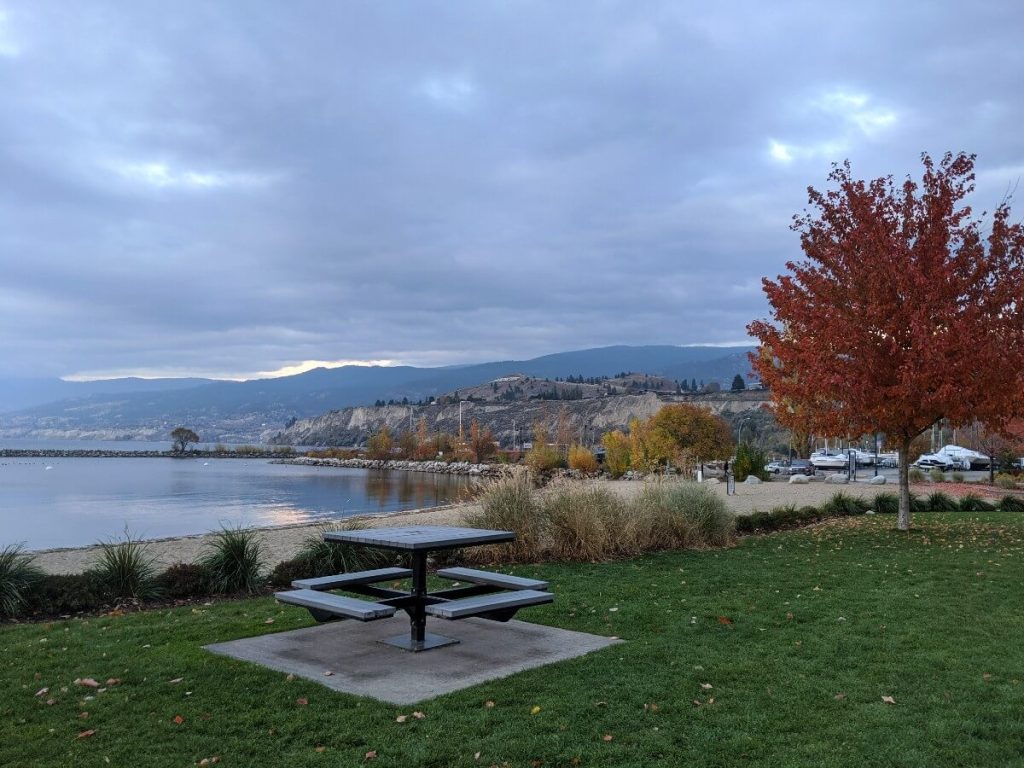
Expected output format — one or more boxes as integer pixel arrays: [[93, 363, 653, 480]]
[[748, 152, 1024, 528]]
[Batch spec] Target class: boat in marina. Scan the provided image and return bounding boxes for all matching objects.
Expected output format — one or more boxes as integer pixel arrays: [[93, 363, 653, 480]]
[[809, 450, 848, 470], [915, 445, 991, 471]]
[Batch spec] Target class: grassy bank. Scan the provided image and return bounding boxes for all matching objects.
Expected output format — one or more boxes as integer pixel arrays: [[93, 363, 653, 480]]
[[2, 513, 1023, 766]]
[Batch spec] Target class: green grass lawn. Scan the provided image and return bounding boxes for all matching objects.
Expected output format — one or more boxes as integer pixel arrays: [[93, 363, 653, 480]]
[[3, 513, 1023, 767]]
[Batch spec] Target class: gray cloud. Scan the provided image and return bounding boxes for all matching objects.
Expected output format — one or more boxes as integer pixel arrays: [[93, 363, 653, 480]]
[[1, 1, 1021, 379]]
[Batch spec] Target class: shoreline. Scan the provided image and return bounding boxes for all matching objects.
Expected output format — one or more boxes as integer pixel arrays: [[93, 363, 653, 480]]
[[0, 449, 294, 459], [27, 479, 910, 575]]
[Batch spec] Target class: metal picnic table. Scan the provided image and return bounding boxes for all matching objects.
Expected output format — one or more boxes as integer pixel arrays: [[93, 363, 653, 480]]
[[275, 525, 554, 652]]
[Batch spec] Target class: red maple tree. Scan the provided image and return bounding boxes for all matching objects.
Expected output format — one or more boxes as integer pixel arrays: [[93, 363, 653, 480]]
[[748, 152, 1024, 529]]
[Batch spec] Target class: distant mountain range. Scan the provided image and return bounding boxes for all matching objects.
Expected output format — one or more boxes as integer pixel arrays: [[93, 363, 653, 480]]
[[0, 345, 756, 442]]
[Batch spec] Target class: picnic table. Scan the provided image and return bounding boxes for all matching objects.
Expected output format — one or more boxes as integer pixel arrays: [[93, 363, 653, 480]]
[[275, 526, 554, 651]]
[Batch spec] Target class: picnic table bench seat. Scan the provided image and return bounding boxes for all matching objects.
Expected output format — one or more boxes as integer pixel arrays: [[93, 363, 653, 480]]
[[291, 567, 413, 591], [425, 589, 553, 621], [436, 567, 549, 591], [275, 589, 397, 622]]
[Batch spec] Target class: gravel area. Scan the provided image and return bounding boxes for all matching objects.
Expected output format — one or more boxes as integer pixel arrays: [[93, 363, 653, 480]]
[[29, 477, 923, 575]]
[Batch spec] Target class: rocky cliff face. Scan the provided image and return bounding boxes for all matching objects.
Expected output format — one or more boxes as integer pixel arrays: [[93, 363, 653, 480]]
[[271, 391, 771, 447]]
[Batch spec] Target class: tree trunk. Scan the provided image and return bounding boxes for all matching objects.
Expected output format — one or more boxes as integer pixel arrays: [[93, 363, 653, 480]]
[[898, 439, 911, 531]]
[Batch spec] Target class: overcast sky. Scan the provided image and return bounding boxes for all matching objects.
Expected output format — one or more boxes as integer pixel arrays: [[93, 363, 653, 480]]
[[1, 1, 1022, 380]]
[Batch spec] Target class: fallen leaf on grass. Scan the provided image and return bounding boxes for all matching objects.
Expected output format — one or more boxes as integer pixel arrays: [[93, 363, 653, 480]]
[[834, 693, 846, 701], [484, 700, 495, 708], [197, 758, 221, 766], [46, 698, 57, 706], [983, 673, 992, 681], [474, 752, 481, 760], [881, 696, 896, 705], [411, 711, 425, 720], [643, 703, 658, 712], [700, 683, 713, 690], [692, 699, 703, 707], [173, 715, 185, 725], [34, 687, 49, 697], [79, 712, 89, 719], [168, 678, 184, 685], [315, 746, 326, 753], [105, 678, 121, 686], [395, 715, 408, 723], [74, 678, 100, 688], [364, 750, 377, 760], [602, 734, 613, 742], [717, 616, 733, 625], [296, 697, 308, 706], [530, 705, 541, 715], [286, 674, 295, 682], [76, 729, 96, 740], [323, 671, 334, 677], [264, 618, 274, 624]]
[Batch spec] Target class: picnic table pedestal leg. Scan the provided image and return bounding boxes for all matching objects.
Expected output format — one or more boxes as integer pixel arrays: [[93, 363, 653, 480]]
[[380, 552, 459, 652]]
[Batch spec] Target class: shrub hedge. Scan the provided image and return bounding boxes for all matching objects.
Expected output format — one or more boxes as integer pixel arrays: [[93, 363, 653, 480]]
[[736, 488, 1024, 534]]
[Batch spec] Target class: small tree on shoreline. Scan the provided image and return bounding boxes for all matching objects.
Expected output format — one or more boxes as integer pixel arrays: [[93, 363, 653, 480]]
[[170, 427, 199, 454]]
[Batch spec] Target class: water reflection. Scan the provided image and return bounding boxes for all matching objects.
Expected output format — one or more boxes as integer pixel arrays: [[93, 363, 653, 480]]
[[0, 458, 477, 550]]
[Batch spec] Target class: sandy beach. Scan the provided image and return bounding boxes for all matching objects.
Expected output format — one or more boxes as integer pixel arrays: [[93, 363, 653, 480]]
[[28, 478, 914, 575]]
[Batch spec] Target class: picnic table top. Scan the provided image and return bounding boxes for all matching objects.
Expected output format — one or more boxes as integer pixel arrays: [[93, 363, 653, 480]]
[[324, 525, 514, 551]]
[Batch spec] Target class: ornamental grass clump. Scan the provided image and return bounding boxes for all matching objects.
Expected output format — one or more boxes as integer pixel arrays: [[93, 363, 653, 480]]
[[0, 544, 44, 618], [998, 494, 1024, 512], [543, 483, 631, 561], [872, 492, 899, 515], [822, 492, 870, 517], [467, 474, 547, 563], [995, 473, 1017, 490], [92, 530, 159, 600], [926, 491, 959, 512], [199, 527, 267, 594], [630, 482, 735, 550], [295, 521, 396, 575], [959, 494, 996, 512]]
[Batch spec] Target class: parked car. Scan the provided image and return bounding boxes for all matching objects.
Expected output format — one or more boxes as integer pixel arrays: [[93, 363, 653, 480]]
[[789, 459, 815, 476], [764, 461, 790, 475]]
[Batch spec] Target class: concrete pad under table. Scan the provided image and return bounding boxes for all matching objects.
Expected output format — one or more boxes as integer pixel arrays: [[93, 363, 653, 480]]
[[205, 615, 621, 705]]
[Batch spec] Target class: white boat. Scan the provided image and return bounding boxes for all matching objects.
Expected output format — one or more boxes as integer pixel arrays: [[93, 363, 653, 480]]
[[913, 453, 956, 471], [935, 444, 990, 470], [810, 450, 848, 470], [843, 448, 876, 466]]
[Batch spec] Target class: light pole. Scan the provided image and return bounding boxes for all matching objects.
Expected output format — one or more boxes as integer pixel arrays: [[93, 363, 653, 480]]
[[737, 417, 751, 447]]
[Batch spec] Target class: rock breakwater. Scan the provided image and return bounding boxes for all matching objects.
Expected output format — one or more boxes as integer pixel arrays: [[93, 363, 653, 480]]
[[278, 456, 515, 477]]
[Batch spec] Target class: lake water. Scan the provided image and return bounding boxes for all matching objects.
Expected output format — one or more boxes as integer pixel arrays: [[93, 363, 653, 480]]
[[0, 456, 476, 550]]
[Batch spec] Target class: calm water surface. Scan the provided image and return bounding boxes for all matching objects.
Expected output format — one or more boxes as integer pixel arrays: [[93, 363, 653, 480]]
[[0, 457, 475, 550]]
